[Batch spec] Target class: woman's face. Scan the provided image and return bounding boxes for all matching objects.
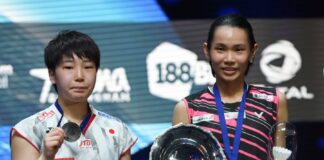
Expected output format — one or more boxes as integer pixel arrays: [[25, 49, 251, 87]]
[[203, 25, 257, 83], [49, 53, 97, 104]]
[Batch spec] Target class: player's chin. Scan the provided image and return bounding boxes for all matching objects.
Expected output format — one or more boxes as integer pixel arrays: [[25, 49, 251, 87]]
[[70, 93, 91, 102], [219, 73, 241, 81], [221, 71, 240, 79]]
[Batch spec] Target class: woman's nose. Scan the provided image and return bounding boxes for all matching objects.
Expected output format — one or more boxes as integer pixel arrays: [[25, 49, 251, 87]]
[[75, 67, 84, 81]]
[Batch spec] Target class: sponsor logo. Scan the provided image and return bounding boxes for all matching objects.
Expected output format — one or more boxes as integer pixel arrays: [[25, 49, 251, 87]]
[[79, 139, 92, 149], [259, 40, 314, 100], [277, 86, 314, 100], [194, 60, 215, 85], [253, 84, 314, 100], [224, 112, 246, 120], [192, 114, 214, 124], [88, 68, 131, 103], [146, 42, 215, 101], [260, 40, 301, 84], [254, 112, 264, 119], [30, 68, 131, 104], [37, 110, 55, 121], [97, 111, 121, 122], [29, 68, 56, 103], [252, 93, 274, 102], [0, 64, 14, 89], [146, 42, 197, 101]]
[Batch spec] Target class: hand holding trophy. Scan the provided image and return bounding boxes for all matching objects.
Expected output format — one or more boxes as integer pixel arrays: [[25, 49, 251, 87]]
[[268, 122, 297, 160]]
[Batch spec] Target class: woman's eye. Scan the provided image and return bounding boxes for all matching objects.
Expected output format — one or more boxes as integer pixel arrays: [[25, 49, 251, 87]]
[[236, 48, 245, 52], [215, 47, 224, 51], [64, 66, 73, 69]]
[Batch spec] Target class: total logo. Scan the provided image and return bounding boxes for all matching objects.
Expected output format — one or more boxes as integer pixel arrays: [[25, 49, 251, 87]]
[[146, 42, 215, 101], [260, 40, 301, 84], [29, 67, 131, 104], [260, 40, 314, 100]]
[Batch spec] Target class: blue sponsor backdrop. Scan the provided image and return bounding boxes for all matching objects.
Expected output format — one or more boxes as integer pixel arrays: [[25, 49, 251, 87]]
[[1, 0, 324, 159]]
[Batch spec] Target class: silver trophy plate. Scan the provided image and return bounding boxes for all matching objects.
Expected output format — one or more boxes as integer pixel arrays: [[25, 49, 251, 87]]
[[150, 124, 225, 160]]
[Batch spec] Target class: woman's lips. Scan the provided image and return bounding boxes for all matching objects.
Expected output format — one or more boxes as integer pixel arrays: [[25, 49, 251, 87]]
[[71, 86, 87, 92], [222, 67, 237, 75]]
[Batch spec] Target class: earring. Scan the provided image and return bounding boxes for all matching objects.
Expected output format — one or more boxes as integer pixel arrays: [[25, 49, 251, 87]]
[[249, 59, 254, 64]]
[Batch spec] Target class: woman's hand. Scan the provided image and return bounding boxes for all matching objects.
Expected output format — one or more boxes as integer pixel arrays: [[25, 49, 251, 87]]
[[42, 127, 65, 160]]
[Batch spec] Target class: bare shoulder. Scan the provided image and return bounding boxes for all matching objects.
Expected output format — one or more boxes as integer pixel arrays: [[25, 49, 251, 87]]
[[11, 131, 40, 160], [173, 101, 186, 112], [172, 100, 190, 125]]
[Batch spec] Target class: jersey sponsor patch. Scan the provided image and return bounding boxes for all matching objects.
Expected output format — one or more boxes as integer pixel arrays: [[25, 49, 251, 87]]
[[79, 139, 93, 149], [192, 114, 214, 124], [37, 110, 55, 121], [252, 93, 274, 101], [224, 112, 246, 120], [97, 111, 121, 122]]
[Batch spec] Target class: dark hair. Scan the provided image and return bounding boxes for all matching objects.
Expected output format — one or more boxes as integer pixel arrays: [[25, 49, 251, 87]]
[[45, 30, 100, 71], [206, 14, 256, 76], [44, 30, 100, 91], [206, 14, 256, 50]]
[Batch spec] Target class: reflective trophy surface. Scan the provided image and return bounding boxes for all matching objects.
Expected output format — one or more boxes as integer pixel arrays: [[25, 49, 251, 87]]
[[268, 122, 297, 160], [150, 124, 226, 160]]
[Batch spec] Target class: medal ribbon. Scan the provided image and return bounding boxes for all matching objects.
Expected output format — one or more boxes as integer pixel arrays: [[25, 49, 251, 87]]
[[55, 100, 91, 131], [213, 83, 247, 160]]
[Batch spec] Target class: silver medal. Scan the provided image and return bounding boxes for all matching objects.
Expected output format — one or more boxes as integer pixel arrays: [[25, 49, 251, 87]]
[[62, 122, 82, 142]]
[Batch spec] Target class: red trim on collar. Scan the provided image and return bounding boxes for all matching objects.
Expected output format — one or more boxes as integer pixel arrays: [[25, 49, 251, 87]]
[[82, 114, 96, 135]]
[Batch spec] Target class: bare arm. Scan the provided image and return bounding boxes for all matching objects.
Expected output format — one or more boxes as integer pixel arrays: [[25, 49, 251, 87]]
[[11, 127, 65, 160], [277, 91, 288, 123], [11, 131, 40, 160], [119, 150, 131, 160], [274, 91, 289, 147], [172, 101, 190, 126]]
